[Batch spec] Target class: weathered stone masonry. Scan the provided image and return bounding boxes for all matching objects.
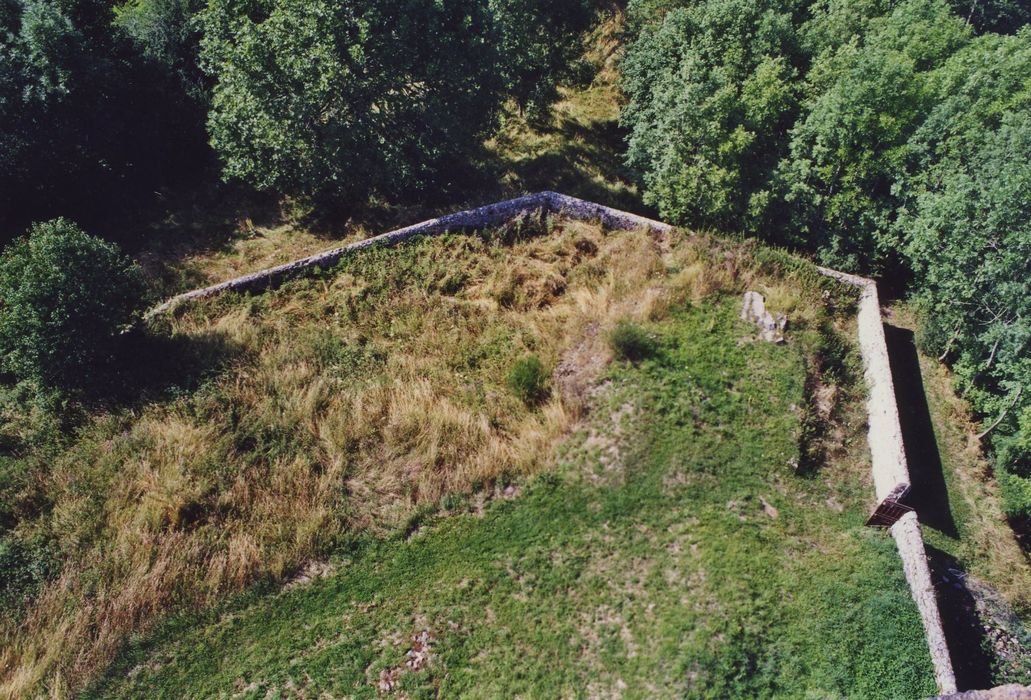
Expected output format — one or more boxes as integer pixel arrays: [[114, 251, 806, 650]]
[[149, 192, 958, 694]]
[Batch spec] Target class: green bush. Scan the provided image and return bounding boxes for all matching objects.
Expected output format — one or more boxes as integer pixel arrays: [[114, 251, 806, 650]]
[[507, 354, 549, 405], [0, 219, 147, 394], [1000, 469, 1031, 521], [0, 535, 56, 618], [608, 320, 656, 363]]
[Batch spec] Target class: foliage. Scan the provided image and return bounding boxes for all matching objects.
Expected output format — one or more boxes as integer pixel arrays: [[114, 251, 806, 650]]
[[946, 0, 1031, 34], [621, 0, 805, 231], [507, 354, 550, 405], [608, 319, 656, 362], [0, 0, 208, 233], [198, 0, 595, 203], [903, 106, 1031, 517], [777, 0, 970, 272], [489, 0, 595, 117], [0, 219, 146, 394], [114, 0, 208, 99], [0, 535, 55, 620], [199, 0, 503, 203]]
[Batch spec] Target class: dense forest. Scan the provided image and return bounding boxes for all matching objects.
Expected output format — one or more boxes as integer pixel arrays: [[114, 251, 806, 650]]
[[1, 0, 1030, 693]]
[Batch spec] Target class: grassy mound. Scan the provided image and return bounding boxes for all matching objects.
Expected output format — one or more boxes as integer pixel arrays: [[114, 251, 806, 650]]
[[3, 215, 934, 696], [84, 291, 935, 699]]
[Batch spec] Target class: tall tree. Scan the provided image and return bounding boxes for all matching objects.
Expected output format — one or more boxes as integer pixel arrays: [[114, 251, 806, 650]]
[[620, 0, 806, 231], [900, 32, 1031, 517], [0, 0, 208, 235], [199, 0, 595, 204], [776, 0, 970, 273], [489, 0, 594, 117]]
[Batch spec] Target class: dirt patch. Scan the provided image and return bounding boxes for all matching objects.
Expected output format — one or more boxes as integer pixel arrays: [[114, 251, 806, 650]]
[[554, 324, 611, 410], [284, 560, 335, 589], [581, 399, 638, 485], [376, 629, 436, 694]]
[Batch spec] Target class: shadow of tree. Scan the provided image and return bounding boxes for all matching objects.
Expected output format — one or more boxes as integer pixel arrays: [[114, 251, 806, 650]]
[[103, 326, 245, 408]]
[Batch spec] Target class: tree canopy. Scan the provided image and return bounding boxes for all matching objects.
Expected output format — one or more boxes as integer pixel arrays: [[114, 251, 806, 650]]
[[622, 0, 1031, 519], [0, 219, 146, 394]]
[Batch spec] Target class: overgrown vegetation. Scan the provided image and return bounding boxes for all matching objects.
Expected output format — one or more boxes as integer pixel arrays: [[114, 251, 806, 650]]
[[0, 220, 146, 395], [82, 255, 940, 699], [608, 319, 656, 363], [621, 0, 1031, 523]]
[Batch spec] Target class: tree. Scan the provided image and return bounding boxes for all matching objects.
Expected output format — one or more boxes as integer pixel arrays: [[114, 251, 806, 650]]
[[199, 0, 595, 204], [199, 0, 505, 203], [620, 0, 806, 232], [946, 0, 1031, 34], [114, 0, 209, 100], [900, 32, 1031, 518], [489, 0, 595, 117], [0, 0, 208, 234], [0, 219, 147, 394], [776, 0, 970, 273]]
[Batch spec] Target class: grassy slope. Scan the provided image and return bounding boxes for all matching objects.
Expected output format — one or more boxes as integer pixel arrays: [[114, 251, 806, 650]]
[[3, 212, 940, 697], [85, 297, 935, 699], [7, 8, 1021, 694]]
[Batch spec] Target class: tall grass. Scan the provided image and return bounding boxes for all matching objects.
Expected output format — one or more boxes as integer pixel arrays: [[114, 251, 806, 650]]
[[0, 217, 845, 697]]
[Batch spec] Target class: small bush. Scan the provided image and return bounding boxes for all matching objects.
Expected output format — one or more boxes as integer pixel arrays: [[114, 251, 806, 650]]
[[1000, 469, 1031, 522], [608, 320, 656, 363], [0, 535, 56, 618], [0, 219, 147, 394], [507, 354, 549, 405]]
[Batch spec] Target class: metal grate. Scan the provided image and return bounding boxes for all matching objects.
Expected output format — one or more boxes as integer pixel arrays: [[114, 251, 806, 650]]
[[865, 498, 915, 527]]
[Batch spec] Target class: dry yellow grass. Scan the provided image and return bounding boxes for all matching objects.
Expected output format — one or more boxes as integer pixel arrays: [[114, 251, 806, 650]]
[[1, 216, 837, 698]]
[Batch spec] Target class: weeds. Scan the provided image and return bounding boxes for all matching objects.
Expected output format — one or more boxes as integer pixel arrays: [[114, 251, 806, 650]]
[[507, 355, 550, 405], [608, 319, 656, 363]]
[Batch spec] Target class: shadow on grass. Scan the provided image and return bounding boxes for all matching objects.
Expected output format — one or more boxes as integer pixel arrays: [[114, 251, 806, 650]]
[[925, 544, 996, 691], [884, 324, 958, 538], [101, 327, 244, 408]]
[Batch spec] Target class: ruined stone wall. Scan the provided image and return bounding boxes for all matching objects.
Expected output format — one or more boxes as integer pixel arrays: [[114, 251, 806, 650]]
[[147, 192, 958, 693], [819, 266, 955, 694]]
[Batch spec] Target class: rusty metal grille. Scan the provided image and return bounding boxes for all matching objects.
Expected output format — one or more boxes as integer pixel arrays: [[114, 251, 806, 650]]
[[865, 499, 915, 528]]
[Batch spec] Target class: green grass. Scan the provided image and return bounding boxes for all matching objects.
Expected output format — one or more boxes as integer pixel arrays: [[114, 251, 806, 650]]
[[84, 301, 936, 699]]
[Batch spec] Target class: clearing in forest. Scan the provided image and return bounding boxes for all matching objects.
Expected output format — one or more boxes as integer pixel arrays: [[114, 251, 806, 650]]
[[12, 216, 939, 698]]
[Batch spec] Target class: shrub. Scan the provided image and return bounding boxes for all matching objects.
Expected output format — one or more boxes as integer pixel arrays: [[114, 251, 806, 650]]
[[608, 320, 656, 363], [1000, 469, 1031, 522], [0, 219, 147, 394], [507, 354, 549, 405], [0, 535, 55, 619]]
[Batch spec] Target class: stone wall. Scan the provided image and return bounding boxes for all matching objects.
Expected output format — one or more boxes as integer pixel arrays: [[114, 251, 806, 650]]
[[147, 192, 958, 693], [819, 266, 955, 694]]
